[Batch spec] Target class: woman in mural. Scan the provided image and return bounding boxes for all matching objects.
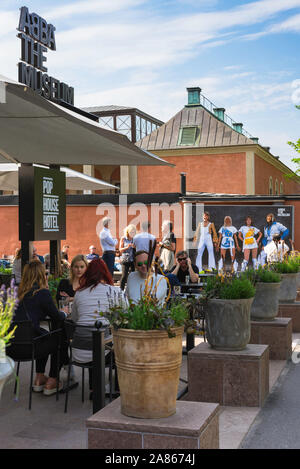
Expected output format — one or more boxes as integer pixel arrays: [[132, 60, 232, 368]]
[[217, 216, 240, 272], [238, 216, 262, 271], [193, 211, 218, 272]]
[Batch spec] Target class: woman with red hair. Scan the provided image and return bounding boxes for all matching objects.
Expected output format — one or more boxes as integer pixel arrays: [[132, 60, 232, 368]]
[[70, 258, 126, 365]]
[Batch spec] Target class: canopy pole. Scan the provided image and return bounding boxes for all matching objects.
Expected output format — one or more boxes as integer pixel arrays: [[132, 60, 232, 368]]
[[49, 164, 61, 277]]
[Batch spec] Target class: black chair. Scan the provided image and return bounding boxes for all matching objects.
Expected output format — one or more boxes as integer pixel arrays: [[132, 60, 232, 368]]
[[63, 320, 114, 413], [6, 320, 62, 410]]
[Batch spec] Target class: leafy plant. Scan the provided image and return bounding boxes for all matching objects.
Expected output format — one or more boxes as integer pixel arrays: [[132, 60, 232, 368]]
[[270, 260, 299, 274], [48, 270, 69, 305], [0, 267, 12, 275], [0, 279, 18, 355], [101, 288, 189, 338], [204, 273, 255, 300], [240, 267, 281, 284]]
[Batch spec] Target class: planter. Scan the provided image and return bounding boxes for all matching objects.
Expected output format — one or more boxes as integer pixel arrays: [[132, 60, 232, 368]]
[[112, 326, 184, 419], [0, 356, 14, 399], [278, 273, 299, 303], [251, 282, 281, 321], [206, 298, 254, 351]]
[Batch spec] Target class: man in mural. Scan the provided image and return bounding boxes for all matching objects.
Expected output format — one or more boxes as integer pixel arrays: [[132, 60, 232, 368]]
[[258, 213, 289, 265]]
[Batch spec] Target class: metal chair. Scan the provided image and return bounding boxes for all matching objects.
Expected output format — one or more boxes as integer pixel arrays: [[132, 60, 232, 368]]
[[6, 320, 62, 410], [63, 320, 114, 413]]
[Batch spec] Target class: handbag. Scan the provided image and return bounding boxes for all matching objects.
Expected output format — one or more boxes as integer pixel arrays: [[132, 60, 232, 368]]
[[120, 252, 131, 264]]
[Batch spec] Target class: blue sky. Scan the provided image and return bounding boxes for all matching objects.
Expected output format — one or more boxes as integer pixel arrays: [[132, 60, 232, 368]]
[[1, 0, 300, 171]]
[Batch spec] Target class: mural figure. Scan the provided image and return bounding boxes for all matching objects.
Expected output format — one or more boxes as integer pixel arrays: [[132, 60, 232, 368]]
[[238, 216, 262, 271], [193, 211, 218, 272], [217, 216, 240, 272]]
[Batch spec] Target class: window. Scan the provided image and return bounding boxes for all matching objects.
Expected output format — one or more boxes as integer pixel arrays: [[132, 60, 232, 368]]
[[177, 126, 201, 146], [269, 177, 273, 195], [98, 116, 114, 129], [280, 182, 284, 195], [275, 179, 279, 195]]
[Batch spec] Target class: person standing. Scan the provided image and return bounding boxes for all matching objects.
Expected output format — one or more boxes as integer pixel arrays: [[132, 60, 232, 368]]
[[12, 248, 22, 285], [99, 217, 118, 277], [133, 221, 156, 253], [119, 224, 136, 290], [61, 245, 70, 262], [238, 216, 262, 271], [258, 213, 289, 265], [193, 211, 218, 272], [217, 216, 240, 272], [159, 220, 176, 272]]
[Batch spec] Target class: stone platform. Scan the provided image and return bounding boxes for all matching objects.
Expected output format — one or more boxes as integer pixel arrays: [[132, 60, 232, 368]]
[[249, 318, 292, 360], [278, 302, 300, 332], [86, 398, 220, 449], [187, 342, 269, 407]]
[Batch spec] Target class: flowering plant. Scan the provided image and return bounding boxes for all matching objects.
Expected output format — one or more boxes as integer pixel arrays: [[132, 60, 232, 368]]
[[0, 279, 18, 360]]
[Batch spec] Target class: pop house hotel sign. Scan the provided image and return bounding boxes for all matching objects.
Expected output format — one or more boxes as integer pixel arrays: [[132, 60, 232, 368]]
[[17, 6, 74, 105]]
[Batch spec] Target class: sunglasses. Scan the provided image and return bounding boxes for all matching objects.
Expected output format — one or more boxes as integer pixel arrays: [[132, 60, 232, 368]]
[[178, 258, 187, 262], [137, 261, 148, 266]]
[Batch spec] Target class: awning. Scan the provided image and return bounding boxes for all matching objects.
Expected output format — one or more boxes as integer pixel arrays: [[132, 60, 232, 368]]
[[0, 163, 118, 191], [0, 75, 172, 167]]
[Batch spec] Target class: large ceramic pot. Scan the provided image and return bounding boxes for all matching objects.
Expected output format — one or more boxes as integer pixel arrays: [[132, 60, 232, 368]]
[[112, 327, 184, 419], [0, 355, 14, 399], [278, 273, 299, 303], [251, 282, 281, 321], [206, 298, 254, 351]]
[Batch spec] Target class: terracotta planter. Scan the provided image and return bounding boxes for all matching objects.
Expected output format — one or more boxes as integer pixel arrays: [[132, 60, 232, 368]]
[[206, 298, 254, 351], [251, 282, 281, 321], [278, 273, 299, 303], [112, 327, 184, 419]]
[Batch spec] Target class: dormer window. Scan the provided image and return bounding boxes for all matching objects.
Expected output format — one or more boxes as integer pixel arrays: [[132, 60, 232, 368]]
[[177, 126, 201, 146]]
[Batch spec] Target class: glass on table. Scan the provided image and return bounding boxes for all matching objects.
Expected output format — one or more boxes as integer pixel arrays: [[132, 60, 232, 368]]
[[174, 285, 181, 295], [185, 275, 189, 285]]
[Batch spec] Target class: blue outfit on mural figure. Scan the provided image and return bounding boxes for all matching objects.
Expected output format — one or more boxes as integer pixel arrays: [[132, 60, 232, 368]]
[[258, 213, 289, 265]]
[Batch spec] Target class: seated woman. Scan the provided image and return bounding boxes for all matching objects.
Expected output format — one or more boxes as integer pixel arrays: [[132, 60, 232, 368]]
[[56, 254, 88, 306], [12, 260, 68, 395], [70, 258, 126, 395]]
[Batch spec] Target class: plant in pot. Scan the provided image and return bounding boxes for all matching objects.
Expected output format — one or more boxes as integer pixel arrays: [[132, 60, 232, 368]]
[[203, 273, 255, 351], [270, 259, 299, 303], [241, 267, 281, 321], [103, 287, 189, 419], [0, 280, 18, 399]]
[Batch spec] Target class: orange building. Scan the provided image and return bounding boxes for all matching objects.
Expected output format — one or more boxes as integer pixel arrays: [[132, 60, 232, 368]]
[[136, 87, 300, 196]]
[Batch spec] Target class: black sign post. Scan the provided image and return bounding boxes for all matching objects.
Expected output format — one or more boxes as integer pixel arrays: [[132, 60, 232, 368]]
[[19, 165, 66, 273]]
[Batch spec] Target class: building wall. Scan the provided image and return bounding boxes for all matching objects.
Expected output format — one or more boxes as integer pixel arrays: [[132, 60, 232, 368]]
[[137, 153, 247, 194], [254, 154, 300, 195]]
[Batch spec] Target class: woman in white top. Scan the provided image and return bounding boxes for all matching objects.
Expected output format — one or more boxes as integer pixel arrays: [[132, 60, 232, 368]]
[[238, 216, 262, 271], [71, 258, 126, 364], [217, 216, 240, 271]]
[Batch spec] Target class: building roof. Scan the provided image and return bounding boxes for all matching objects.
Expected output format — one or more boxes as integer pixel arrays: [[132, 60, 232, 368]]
[[136, 105, 255, 151]]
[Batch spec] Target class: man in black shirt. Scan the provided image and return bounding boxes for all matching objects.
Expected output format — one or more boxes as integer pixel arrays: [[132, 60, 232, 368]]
[[170, 250, 199, 283]]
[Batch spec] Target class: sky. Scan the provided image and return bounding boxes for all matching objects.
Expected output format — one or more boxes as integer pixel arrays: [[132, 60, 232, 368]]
[[1, 0, 300, 171]]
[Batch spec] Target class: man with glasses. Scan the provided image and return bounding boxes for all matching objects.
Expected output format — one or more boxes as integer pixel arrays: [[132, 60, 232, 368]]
[[170, 250, 199, 283], [126, 251, 167, 305]]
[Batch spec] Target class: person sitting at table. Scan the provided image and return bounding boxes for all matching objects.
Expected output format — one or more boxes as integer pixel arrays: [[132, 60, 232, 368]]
[[126, 251, 168, 305], [56, 254, 88, 306], [170, 250, 199, 283], [32, 246, 45, 264], [70, 258, 126, 397], [10, 260, 68, 395], [86, 245, 100, 262]]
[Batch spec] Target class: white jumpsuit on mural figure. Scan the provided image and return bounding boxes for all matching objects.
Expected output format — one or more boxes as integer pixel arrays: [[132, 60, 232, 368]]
[[193, 213, 218, 272]]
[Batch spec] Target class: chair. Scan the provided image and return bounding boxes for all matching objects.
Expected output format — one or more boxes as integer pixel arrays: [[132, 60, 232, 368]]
[[63, 320, 114, 413], [6, 320, 62, 410]]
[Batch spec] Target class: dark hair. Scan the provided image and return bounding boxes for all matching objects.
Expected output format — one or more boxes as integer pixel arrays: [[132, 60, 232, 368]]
[[204, 211, 210, 220], [134, 250, 149, 262], [176, 250, 188, 259], [245, 216, 253, 224], [78, 258, 113, 290]]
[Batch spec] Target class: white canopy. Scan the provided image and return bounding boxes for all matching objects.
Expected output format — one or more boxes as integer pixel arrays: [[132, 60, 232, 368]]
[[0, 75, 172, 167], [0, 163, 118, 191]]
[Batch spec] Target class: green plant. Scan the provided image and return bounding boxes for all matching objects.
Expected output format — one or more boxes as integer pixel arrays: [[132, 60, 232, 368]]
[[102, 288, 189, 338], [0, 267, 12, 275], [240, 267, 281, 284], [270, 260, 299, 274], [0, 280, 18, 350], [204, 274, 255, 300], [48, 270, 69, 305]]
